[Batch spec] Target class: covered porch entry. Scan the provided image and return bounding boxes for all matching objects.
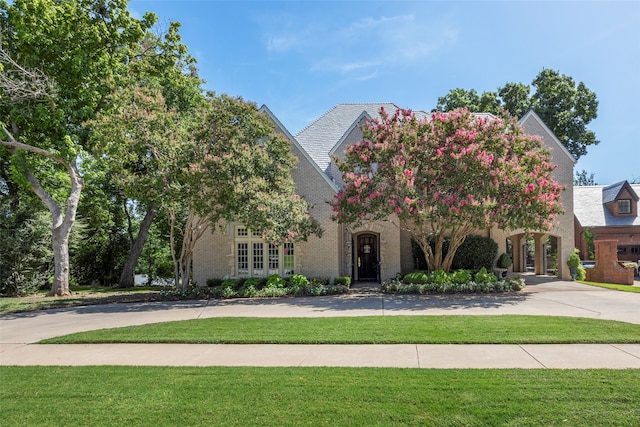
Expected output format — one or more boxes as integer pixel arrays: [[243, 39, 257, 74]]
[[507, 233, 562, 278]]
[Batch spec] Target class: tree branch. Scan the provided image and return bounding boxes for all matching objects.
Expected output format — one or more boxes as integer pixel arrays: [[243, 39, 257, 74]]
[[0, 47, 56, 103]]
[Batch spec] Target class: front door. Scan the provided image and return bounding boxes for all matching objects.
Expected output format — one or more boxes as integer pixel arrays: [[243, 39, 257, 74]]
[[357, 234, 378, 281]]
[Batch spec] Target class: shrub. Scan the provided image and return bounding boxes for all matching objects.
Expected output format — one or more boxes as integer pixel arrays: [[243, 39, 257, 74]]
[[451, 235, 498, 271], [403, 271, 428, 284], [497, 253, 512, 269], [428, 270, 449, 286], [567, 249, 581, 268], [242, 278, 262, 289], [334, 276, 352, 287], [310, 277, 331, 287], [450, 270, 472, 284], [266, 274, 285, 289], [239, 283, 258, 298], [381, 273, 525, 294], [576, 264, 586, 281], [289, 274, 309, 288], [206, 278, 224, 288], [412, 235, 498, 271], [474, 267, 498, 284], [221, 279, 240, 290]]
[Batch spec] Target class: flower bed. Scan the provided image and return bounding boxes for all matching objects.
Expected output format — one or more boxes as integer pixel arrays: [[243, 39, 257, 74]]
[[160, 274, 352, 300], [382, 268, 525, 294]]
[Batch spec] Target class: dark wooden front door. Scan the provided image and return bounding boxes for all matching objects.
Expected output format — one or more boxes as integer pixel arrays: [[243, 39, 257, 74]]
[[357, 234, 378, 281]]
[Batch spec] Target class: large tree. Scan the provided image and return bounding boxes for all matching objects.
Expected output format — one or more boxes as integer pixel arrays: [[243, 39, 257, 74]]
[[0, 0, 156, 295], [435, 68, 599, 160], [89, 88, 322, 288], [332, 107, 564, 272], [111, 22, 203, 288]]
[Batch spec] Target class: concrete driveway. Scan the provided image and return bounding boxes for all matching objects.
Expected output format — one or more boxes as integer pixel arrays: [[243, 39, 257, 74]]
[[1, 277, 639, 344], [1, 278, 639, 368]]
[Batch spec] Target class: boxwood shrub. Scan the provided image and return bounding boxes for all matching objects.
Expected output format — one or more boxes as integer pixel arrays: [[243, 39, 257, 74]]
[[382, 269, 524, 294], [411, 235, 498, 271]]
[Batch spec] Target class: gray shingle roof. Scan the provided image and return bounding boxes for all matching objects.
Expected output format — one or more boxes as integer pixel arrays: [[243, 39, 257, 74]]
[[295, 103, 399, 173], [574, 184, 640, 227], [295, 103, 433, 173], [603, 182, 625, 204]]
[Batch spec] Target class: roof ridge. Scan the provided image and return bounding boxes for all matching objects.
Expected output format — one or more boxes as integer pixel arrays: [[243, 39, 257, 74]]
[[295, 104, 339, 137]]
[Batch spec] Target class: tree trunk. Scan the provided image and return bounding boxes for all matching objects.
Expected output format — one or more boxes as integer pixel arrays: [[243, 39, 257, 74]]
[[1, 128, 82, 297], [118, 205, 157, 288], [50, 225, 71, 296]]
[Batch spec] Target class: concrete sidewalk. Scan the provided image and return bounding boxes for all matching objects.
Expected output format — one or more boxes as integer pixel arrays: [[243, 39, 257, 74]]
[[2, 343, 640, 368], [2, 278, 640, 369]]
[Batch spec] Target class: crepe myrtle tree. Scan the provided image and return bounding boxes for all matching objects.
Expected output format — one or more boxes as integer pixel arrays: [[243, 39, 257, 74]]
[[332, 107, 564, 273], [90, 88, 322, 288]]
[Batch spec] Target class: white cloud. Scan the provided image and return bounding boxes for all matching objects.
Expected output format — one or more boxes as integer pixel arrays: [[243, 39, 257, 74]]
[[263, 12, 459, 79]]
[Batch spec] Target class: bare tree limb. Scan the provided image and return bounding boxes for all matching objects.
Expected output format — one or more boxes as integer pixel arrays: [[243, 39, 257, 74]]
[[0, 47, 56, 103]]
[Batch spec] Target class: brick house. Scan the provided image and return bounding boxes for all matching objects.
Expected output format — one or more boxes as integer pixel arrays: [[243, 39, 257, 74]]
[[192, 104, 576, 284], [574, 181, 640, 263]]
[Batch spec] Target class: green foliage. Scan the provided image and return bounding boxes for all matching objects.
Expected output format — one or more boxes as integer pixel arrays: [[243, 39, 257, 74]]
[[288, 274, 309, 288], [334, 108, 562, 273], [89, 90, 321, 290], [583, 227, 595, 260], [403, 271, 428, 284], [576, 264, 586, 281], [574, 169, 597, 186], [382, 270, 521, 294], [435, 68, 599, 160], [5, 367, 639, 426], [497, 253, 513, 269], [567, 249, 581, 268], [334, 276, 352, 287], [310, 277, 331, 287], [266, 274, 285, 289], [413, 235, 498, 272], [221, 279, 241, 290], [474, 267, 498, 284], [392, 268, 503, 291], [206, 278, 224, 288], [450, 235, 498, 271], [0, 192, 52, 296], [167, 274, 350, 299], [450, 270, 472, 284]]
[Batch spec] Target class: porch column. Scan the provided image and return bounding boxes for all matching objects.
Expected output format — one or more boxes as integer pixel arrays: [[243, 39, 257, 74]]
[[534, 234, 549, 275], [511, 235, 524, 273]]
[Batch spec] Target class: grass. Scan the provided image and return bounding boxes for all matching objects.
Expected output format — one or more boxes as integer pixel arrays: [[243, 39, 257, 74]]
[[1, 366, 638, 426], [579, 280, 640, 293], [40, 315, 640, 344], [0, 287, 164, 315]]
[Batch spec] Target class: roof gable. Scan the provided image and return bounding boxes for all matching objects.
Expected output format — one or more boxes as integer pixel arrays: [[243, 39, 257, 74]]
[[603, 180, 640, 204], [574, 184, 640, 227], [519, 110, 576, 165], [295, 103, 400, 172], [259, 105, 339, 192]]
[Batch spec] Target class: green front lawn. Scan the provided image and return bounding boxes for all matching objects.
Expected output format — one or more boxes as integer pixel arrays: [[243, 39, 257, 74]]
[[41, 315, 640, 344], [0, 287, 163, 314], [1, 366, 638, 426], [579, 280, 640, 293]]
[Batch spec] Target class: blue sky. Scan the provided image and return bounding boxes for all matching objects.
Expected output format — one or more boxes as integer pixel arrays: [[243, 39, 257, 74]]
[[130, 0, 639, 184]]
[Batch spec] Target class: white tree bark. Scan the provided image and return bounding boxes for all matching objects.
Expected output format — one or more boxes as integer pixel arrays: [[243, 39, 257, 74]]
[[1, 129, 82, 296]]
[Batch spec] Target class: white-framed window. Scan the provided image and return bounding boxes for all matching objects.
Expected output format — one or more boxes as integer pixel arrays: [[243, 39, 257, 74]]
[[235, 227, 295, 277]]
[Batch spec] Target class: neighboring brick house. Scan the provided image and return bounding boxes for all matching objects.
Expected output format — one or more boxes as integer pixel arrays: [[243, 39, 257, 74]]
[[192, 104, 576, 284], [574, 181, 640, 263]]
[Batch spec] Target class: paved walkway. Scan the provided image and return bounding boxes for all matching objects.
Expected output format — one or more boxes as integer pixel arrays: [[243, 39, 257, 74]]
[[2, 277, 640, 368]]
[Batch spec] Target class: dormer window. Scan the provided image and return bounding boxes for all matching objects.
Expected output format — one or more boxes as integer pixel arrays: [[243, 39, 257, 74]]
[[618, 199, 631, 214]]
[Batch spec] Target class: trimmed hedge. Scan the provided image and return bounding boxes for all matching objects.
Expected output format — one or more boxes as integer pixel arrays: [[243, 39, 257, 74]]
[[383, 268, 524, 294], [412, 234, 498, 271], [168, 274, 353, 300]]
